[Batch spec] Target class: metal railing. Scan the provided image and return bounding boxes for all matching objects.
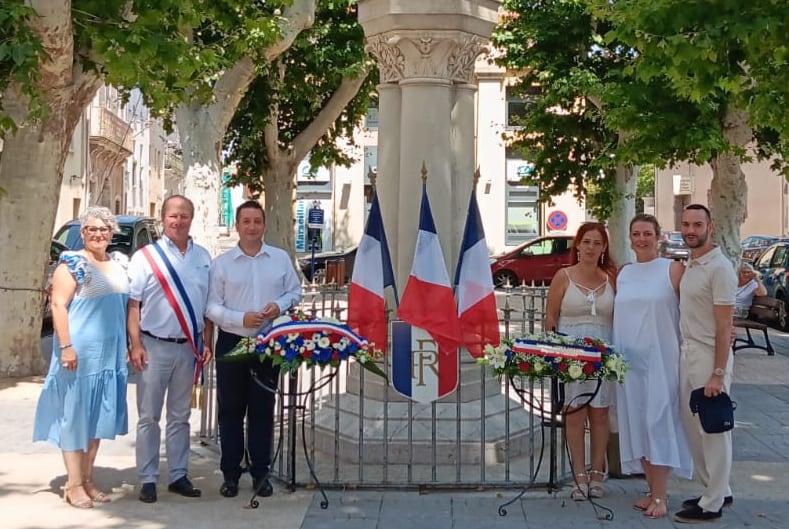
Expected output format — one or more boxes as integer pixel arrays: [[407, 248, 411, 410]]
[[198, 282, 569, 489]]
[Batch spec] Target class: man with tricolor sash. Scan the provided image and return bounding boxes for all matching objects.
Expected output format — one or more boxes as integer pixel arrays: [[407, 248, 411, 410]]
[[127, 195, 213, 504]]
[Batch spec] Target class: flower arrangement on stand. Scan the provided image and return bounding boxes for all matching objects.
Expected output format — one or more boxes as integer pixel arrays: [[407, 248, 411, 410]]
[[220, 312, 387, 380], [477, 332, 628, 384]]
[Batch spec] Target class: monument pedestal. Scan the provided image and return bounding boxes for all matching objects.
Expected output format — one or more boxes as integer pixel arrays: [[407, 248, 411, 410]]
[[312, 361, 538, 465]]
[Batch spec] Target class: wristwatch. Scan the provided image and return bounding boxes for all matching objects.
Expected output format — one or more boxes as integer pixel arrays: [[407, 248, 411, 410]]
[[713, 367, 726, 377]]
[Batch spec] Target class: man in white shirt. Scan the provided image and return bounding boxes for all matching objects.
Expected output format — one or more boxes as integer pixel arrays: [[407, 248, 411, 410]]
[[207, 200, 302, 498], [127, 195, 213, 503]]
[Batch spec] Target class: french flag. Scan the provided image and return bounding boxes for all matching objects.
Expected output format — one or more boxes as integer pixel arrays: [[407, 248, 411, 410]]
[[454, 187, 500, 358], [347, 191, 398, 353], [397, 183, 461, 359]]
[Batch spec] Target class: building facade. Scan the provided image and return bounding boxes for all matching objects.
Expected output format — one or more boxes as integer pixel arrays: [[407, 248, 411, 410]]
[[655, 160, 789, 237]]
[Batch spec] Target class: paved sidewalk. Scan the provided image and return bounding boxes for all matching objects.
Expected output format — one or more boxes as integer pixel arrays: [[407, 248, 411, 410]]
[[2, 331, 788, 528]]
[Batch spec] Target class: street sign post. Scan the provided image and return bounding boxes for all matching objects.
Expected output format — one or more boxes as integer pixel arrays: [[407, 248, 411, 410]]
[[307, 202, 324, 281]]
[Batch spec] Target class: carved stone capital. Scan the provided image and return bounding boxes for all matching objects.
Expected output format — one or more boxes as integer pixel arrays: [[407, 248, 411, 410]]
[[366, 31, 488, 84]]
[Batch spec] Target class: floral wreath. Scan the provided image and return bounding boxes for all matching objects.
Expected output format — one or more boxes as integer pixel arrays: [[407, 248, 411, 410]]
[[221, 312, 387, 379], [477, 332, 628, 384]]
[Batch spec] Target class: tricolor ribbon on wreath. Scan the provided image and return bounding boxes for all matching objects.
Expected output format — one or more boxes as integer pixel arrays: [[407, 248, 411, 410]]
[[140, 242, 206, 409]]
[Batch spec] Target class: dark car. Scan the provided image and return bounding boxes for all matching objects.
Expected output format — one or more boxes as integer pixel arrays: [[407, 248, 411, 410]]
[[298, 246, 358, 285], [42, 240, 68, 321], [658, 231, 690, 260], [741, 235, 789, 264], [490, 235, 574, 287], [53, 215, 160, 256], [753, 241, 789, 330]]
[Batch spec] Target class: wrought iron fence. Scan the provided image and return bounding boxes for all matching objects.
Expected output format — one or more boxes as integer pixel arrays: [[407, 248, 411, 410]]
[[198, 282, 571, 489]]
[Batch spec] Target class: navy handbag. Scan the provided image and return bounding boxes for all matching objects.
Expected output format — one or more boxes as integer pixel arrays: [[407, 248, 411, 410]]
[[689, 388, 737, 434]]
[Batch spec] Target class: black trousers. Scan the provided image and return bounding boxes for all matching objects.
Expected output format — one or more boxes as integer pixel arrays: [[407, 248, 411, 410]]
[[215, 329, 279, 482]]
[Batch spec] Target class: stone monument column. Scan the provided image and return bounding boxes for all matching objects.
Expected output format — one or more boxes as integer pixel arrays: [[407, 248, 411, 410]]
[[359, 0, 500, 284]]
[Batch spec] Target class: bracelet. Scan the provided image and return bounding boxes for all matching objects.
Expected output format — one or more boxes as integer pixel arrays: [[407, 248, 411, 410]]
[[60, 343, 73, 350]]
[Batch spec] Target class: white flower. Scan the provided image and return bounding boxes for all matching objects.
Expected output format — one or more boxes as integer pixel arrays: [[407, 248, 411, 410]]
[[568, 364, 583, 380], [305, 341, 316, 351], [531, 358, 545, 374], [484, 344, 508, 369], [318, 336, 331, 349], [287, 333, 299, 342]]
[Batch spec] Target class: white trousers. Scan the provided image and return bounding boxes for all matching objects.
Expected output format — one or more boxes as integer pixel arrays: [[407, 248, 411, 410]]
[[679, 341, 734, 512]]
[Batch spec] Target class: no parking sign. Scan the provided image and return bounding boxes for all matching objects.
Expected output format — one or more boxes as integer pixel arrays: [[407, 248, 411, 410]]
[[547, 210, 568, 231]]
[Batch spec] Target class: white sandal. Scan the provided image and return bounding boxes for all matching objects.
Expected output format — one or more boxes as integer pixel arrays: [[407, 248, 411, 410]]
[[571, 473, 588, 501], [588, 469, 605, 498]]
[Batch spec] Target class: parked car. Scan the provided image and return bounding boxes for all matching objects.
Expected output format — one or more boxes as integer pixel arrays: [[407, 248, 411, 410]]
[[741, 235, 789, 264], [298, 246, 358, 284], [490, 235, 574, 287], [753, 241, 789, 330], [42, 240, 69, 321], [53, 215, 160, 256], [658, 231, 690, 260]]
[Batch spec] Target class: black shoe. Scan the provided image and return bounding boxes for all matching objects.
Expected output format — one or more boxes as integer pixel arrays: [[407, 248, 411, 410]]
[[219, 480, 239, 498], [681, 495, 734, 509], [674, 505, 723, 523], [167, 476, 202, 498], [139, 483, 157, 503], [252, 477, 273, 497]]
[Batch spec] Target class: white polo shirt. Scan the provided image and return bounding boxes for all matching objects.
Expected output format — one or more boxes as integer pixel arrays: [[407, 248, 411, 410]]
[[207, 243, 302, 338], [128, 235, 211, 337], [679, 246, 737, 349]]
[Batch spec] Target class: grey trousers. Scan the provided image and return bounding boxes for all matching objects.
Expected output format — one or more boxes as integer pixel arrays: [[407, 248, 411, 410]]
[[136, 334, 196, 484]]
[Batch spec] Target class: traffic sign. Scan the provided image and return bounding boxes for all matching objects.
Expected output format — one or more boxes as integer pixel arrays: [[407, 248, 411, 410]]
[[307, 207, 324, 229], [547, 210, 568, 231]]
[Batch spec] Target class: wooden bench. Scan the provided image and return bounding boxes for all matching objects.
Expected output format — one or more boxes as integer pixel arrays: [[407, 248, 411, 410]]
[[733, 296, 781, 355]]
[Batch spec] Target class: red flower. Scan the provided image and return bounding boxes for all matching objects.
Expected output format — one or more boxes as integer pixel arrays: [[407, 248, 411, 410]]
[[597, 344, 606, 353], [302, 349, 313, 359], [332, 351, 340, 361], [519, 361, 531, 373], [583, 362, 596, 375], [583, 337, 594, 345], [558, 361, 568, 372]]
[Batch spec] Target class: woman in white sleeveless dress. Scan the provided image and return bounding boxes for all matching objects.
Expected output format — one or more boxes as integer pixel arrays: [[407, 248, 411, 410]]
[[614, 214, 692, 519], [545, 223, 616, 501]]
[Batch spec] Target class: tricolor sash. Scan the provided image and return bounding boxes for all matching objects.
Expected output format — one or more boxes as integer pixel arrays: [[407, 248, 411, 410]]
[[140, 242, 205, 390]]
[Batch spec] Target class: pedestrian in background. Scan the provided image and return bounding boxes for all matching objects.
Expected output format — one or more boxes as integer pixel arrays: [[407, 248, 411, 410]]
[[207, 200, 302, 498], [674, 204, 737, 523], [614, 213, 692, 519], [734, 262, 767, 318], [34, 206, 129, 509], [544, 222, 616, 500], [127, 195, 213, 503]]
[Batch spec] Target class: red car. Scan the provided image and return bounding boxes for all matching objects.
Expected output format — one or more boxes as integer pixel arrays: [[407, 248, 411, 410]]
[[490, 235, 575, 287]]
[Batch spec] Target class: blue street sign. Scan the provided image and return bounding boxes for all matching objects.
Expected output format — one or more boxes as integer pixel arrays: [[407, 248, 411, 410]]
[[307, 207, 324, 229]]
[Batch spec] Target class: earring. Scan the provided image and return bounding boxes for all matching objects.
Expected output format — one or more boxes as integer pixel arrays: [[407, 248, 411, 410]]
[[600, 254, 605, 265], [577, 250, 581, 261]]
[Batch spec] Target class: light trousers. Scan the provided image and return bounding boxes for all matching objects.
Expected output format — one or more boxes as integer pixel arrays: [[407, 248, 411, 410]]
[[679, 341, 734, 512], [136, 335, 195, 484]]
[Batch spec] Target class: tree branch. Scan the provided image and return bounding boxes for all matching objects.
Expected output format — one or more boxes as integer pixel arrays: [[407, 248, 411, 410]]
[[263, 61, 285, 163], [262, 0, 317, 62], [291, 70, 370, 163], [29, 0, 74, 92], [211, 56, 257, 134]]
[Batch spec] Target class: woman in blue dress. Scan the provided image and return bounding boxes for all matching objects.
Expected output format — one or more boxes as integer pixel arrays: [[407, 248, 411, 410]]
[[33, 207, 129, 508]]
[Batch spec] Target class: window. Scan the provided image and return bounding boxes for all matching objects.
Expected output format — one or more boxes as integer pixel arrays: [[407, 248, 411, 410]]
[[505, 85, 539, 128], [364, 107, 379, 129], [506, 184, 540, 246], [773, 246, 788, 268]]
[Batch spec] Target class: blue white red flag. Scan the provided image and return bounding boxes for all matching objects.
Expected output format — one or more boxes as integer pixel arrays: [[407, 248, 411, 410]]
[[454, 187, 500, 358], [397, 183, 461, 358], [391, 321, 457, 403], [347, 191, 398, 353]]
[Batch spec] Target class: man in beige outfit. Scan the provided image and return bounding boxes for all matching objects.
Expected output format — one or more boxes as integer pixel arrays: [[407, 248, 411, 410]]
[[674, 204, 737, 524]]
